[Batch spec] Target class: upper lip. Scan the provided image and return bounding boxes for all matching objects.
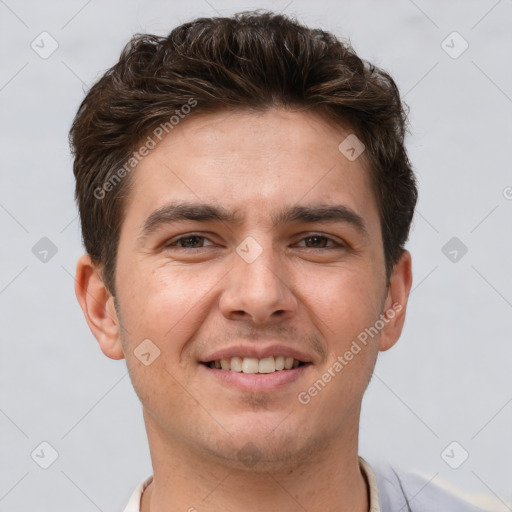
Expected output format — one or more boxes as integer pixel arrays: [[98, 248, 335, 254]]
[[200, 344, 314, 364]]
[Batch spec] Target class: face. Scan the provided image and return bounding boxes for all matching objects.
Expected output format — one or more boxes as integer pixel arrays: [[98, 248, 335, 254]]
[[77, 108, 411, 471]]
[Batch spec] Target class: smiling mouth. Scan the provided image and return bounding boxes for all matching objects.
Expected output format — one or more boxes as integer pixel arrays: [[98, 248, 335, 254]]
[[203, 356, 308, 374]]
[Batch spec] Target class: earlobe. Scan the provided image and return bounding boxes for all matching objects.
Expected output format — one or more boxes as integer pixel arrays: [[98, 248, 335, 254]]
[[75, 254, 125, 360], [379, 250, 413, 352]]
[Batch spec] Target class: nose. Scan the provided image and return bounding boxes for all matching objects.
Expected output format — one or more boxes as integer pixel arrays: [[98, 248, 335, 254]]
[[219, 244, 298, 325]]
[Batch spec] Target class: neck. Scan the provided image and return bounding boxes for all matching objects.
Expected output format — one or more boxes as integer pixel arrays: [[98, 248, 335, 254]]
[[140, 412, 369, 512]]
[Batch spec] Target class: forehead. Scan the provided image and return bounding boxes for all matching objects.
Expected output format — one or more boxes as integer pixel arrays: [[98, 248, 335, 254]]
[[124, 108, 379, 233]]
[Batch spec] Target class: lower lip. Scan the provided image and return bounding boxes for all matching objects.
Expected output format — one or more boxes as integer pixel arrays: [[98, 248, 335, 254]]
[[200, 363, 311, 392]]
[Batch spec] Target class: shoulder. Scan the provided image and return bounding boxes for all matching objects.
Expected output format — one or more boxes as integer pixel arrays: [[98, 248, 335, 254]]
[[363, 457, 506, 512]]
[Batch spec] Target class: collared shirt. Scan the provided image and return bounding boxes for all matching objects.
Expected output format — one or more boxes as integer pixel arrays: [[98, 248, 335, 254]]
[[123, 456, 504, 511]]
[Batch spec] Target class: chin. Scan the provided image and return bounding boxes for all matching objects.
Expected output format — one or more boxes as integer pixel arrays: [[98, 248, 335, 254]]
[[200, 421, 323, 473]]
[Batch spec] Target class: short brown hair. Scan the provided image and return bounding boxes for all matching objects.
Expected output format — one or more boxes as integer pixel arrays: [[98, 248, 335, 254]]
[[69, 10, 417, 293]]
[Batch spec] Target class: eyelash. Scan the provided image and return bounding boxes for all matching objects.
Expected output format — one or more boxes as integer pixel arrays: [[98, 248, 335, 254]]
[[164, 233, 345, 250]]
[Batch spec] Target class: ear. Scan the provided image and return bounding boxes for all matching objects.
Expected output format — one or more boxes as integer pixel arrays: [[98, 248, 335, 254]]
[[75, 254, 124, 360], [378, 250, 413, 352]]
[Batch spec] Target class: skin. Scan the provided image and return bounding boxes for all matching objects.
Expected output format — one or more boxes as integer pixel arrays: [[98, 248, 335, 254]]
[[76, 108, 412, 512]]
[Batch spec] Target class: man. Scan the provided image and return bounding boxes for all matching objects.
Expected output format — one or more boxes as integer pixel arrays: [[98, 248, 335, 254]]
[[70, 11, 494, 512]]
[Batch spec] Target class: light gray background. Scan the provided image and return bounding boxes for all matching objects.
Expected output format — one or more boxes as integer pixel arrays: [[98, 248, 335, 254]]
[[1, 0, 511, 510]]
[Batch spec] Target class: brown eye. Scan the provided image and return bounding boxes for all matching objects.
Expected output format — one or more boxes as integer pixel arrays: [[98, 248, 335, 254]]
[[296, 235, 342, 249], [303, 236, 329, 248], [178, 236, 206, 248], [165, 234, 214, 249]]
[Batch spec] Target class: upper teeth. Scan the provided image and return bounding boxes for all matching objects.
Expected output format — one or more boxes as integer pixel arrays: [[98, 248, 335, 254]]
[[210, 356, 301, 373]]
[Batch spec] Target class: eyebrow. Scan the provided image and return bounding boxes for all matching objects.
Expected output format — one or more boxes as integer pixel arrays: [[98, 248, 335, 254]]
[[138, 201, 368, 239]]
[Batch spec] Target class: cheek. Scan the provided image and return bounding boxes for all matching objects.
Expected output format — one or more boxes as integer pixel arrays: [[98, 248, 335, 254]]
[[297, 265, 382, 394], [298, 264, 383, 339], [117, 262, 222, 351], [296, 273, 381, 427], [116, 265, 213, 418]]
